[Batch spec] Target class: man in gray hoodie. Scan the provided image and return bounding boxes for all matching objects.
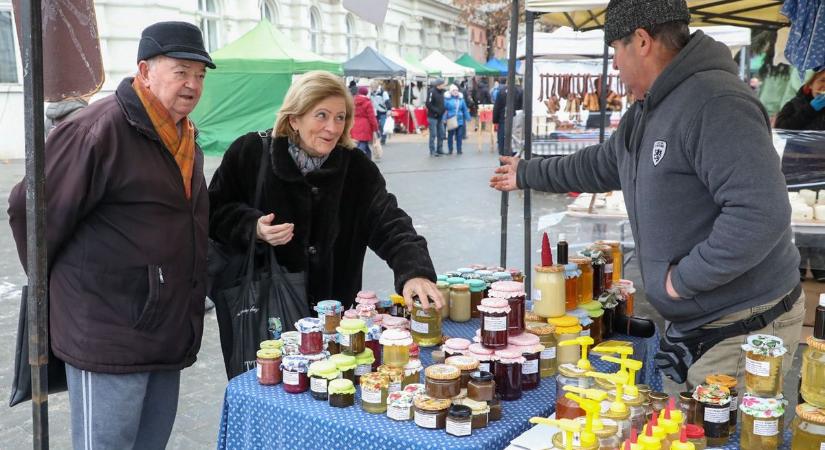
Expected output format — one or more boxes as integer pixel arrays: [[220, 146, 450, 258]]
[[491, 0, 803, 390]]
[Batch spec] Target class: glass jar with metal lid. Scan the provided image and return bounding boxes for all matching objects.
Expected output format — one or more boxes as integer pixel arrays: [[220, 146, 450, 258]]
[[468, 371, 495, 402], [410, 296, 442, 347], [379, 328, 412, 369], [436, 280, 450, 319], [328, 378, 356, 408], [509, 332, 542, 390], [307, 360, 340, 401], [360, 372, 390, 414], [693, 384, 731, 447], [533, 265, 566, 318], [570, 257, 593, 305], [425, 364, 461, 399], [549, 315, 583, 366], [329, 353, 357, 383], [706, 374, 739, 433], [413, 395, 452, 429], [791, 403, 825, 449], [468, 343, 497, 374], [563, 263, 581, 311], [739, 394, 785, 450], [595, 240, 622, 286], [742, 334, 787, 397], [802, 336, 825, 408], [256, 348, 283, 385], [490, 280, 527, 336], [446, 405, 473, 437], [446, 355, 480, 389], [449, 283, 472, 322], [526, 321, 557, 377], [555, 364, 592, 419], [479, 298, 511, 349], [336, 318, 368, 355], [607, 391, 647, 433], [378, 364, 405, 394]]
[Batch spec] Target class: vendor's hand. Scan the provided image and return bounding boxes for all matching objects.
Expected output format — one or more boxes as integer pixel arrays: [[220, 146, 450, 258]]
[[666, 267, 681, 299], [489, 156, 521, 192], [402, 277, 443, 311], [812, 94, 825, 112], [256, 213, 294, 246]]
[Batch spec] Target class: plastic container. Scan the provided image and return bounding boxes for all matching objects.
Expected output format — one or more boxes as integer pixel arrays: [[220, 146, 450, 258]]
[[532, 265, 566, 318], [742, 334, 787, 397], [337, 318, 368, 355], [685, 424, 707, 450], [413, 395, 451, 429], [739, 394, 785, 450], [379, 328, 412, 368], [328, 378, 356, 408], [410, 296, 442, 347], [446, 405, 473, 437], [314, 300, 344, 334], [556, 364, 591, 419], [495, 349, 525, 401], [489, 280, 527, 336], [802, 336, 825, 408], [449, 284, 472, 322], [791, 403, 825, 449], [307, 360, 340, 401], [360, 372, 390, 414], [479, 298, 511, 349], [424, 364, 461, 399], [549, 315, 582, 366], [281, 355, 310, 394]]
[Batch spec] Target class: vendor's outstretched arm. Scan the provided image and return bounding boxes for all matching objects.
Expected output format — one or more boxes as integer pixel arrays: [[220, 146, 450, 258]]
[[515, 136, 622, 194]]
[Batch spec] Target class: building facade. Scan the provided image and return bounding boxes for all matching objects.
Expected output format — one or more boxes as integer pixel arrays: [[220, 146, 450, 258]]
[[0, 0, 479, 158]]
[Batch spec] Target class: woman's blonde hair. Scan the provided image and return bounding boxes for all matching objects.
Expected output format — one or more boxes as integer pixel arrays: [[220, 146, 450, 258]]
[[274, 70, 355, 149]]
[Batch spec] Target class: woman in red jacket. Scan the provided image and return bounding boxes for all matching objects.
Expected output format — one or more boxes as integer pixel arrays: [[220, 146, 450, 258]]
[[351, 86, 379, 159]]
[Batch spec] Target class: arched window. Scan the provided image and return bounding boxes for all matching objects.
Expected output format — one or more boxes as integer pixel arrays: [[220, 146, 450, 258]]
[[398, 26, 407, 56], [374, 25, 382, 52], [261, 0, 278, 24], [198, 0, 220, 52], [310, 7, 322, 53], [346, 14, 356, 58]]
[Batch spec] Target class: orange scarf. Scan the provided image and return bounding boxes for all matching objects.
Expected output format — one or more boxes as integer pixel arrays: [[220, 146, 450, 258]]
[[132, 78, 195, 199]]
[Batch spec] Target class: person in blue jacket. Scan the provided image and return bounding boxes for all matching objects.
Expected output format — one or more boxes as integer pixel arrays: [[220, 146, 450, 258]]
[[443, 84, 471, 155]]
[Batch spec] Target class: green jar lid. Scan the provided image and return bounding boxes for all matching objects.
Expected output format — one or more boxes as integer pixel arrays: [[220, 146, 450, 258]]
[[580, 301, 603, 312], [336, 318, 368, 335], [329, 353, 358, 371], [587, 309, 605, 318], [436, 281, 449, 289], [355, 348, 375, 365], [446, 277, 466, 285], [308, 360, 340, 379], [260, 340, 283, 350], [256, 348, 282, 360], [328, 378, 356, 395], [437, 274, 448, 282], [467, 279, 487, 292]]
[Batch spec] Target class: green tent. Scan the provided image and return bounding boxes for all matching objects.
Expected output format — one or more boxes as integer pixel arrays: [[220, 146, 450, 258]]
[[192, 21, 342, 154], [454, 53, 499, 76], [404, 54, 441, 77]]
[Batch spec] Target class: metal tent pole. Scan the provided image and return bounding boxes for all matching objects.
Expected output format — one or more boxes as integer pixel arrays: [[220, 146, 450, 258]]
[[523, 10, 535, 297], [500, 0, 519, 268], [20, 0, 49, 447], [599, 42, 609, 144]]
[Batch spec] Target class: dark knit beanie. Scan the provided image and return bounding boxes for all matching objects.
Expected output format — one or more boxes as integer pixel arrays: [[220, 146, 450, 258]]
[[604, 0, 690, 44]]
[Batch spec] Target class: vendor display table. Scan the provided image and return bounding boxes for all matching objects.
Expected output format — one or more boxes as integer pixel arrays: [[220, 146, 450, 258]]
[[217, 319, 661, 449], [392, 108, 413, 133], [414, 107, 428, 130]]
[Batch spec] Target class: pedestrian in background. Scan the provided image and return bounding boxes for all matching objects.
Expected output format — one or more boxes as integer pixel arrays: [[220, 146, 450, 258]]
[[492, 77, 523, 155], [352, 86, 379, 159], [444, 84, 471, 155], [370, 80, 391, 145], [425, 79, 447, 157]]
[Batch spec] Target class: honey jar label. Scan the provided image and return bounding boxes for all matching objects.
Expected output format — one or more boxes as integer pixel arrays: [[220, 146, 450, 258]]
[[532, 289, 541, 301], [446, 419, 471, 436], [704, 406, 730, 424], [523, 359, 539, 374], [362, 388, 382, 404], [340, 333, 351, 347], [753, 419, 778, 436], [541, 347, 556, 360], [415, 410, 437, 428], [311, 377, 327, 393], [256, 364, 262, 379], [388, 382, 401, 393], [484, 315, 507, 332], [284, 371, 300, 386], [355, 364, 372, 376], [387, 406, 410, 421], [745, 357, 771, 377], [411, 319, 429, 335]]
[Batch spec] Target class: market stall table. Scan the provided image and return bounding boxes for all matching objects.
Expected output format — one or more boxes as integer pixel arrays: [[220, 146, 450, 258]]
[[414, 107, 428, 130], [392, 107, 413, 133], [217, 319, 661, 449]]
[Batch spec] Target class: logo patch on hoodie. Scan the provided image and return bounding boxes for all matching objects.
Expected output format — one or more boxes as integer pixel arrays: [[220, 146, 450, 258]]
[[652, 141, 667, 166]]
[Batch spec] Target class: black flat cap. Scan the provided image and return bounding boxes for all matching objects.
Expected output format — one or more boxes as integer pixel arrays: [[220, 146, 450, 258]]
[[137, 21, 216, 69], [604, 0, 690, 44]]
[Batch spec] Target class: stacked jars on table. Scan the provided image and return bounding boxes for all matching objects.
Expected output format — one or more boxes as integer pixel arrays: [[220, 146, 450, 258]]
[[526, 322, 557, 377], [479, 298, 510, 349], [549, 315, 582, 366], [508, 332, 543, 390], [488, 280, 526, 336], [307, 360, 340, 401], [468, 343, 497, 374], [445, 356, 480, 390], [442, 337, 471, 358], [739, 394, 786, 450], [360, 372, 390, 414], [314, 300, 344, 353], [379, 328, 412, 369], [692, 384, 732, 447], [705, 374, 739, 433], [494, 350, 524, 401]]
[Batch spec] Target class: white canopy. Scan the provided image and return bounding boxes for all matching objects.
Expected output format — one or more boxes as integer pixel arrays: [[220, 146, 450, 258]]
[[517, 25, 751, 60], [384, 52, 428, 79], [421, 50, 475, 77]]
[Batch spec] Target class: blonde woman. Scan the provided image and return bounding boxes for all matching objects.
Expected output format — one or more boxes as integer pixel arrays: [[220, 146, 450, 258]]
[[208, 71, 442, 317]]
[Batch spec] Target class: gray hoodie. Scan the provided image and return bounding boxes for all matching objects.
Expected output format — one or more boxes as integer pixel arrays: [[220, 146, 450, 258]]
[[517, 31, 799, 331]]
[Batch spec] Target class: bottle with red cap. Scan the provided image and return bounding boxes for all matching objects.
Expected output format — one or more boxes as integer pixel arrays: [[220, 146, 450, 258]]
[[670, 426, 696, 450], [684, 424, 707, 449]]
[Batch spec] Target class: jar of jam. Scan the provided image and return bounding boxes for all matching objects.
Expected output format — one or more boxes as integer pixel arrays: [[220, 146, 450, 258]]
[[328, 378, 356, 408], [294, 317, 323, 355], [343, 309, 359, 319], [314, 300, 344, 334], [442, 337, 471, 358], [467, 371, 495, 402], [281, 355, 310, 394], [465, 278, 485, 319], [355, 290, 379, 306], [706, 374, 739, 433], [615, 279, 636, 315], [742, 334, 787, 397], [489, 280, 526, 336], [260, 339, 283, 351], [493, 271, 512, 282], [479, 298, 510, 349], [256, 349, 283, 385], [382, 316, 409, 332], [509, 332, 541, 390], [579, 301, 604, 345], [563, 263, 581, 311], [532, 265, 566, 319], [378, 364, 404, 393], [570, 257, 593, 305], [425, 364, 461, 399], [550, 315, 583, 366], [802, 336, 825, 407], [402, 359, 422, 386], [556, 364, 592, 419], [307, 360, 340, 401], [281, 331, 301, 356], [468, 343, 497, 374], [449, 284, 472, 322], [590, 248, 607, 298], [337, 318, 367, 355], [436, 281, 451, 319], [792, 403, 825, 449], [413, 395, 451, 429], [739, 394, 785, 450], [495, 349, 525, 401], [379, 328, 412, 368], [596, 240, 622, 286], [323, 333, 340, 355], [386, 391, 416, 421], [353, 348, 375, 383], [445, 355, 480, 389], [490, 394, 503, 421], [594, 244, 614, 291], [693, 384, 731, 447], [329, 353, 357, 383], [360, 372, 390, 414], [446, 405, 473, 437], [356, 303, 378, 328], [410, 296, 442, 347], [526, 322, 557, 378]]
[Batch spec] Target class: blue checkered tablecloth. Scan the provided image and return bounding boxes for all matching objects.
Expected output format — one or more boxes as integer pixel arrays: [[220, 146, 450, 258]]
[[217, 319, 662, 450]]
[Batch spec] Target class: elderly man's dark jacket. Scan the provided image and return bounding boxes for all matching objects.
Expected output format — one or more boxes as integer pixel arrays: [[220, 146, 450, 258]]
[[208, 133, 436, 309], [8, 77, 209, 373]]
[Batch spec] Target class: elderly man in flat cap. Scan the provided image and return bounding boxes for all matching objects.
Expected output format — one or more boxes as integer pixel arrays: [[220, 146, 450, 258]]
[[491, 0, 803, 392], [9, 21, 214, 448]]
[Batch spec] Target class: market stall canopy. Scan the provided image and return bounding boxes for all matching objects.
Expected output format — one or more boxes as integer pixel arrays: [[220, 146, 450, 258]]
[[191, 20, 342, 154], [517, 25, 751, 59], [527, 0, 788, 31], [486, 57, 508, 75], [422, 50, 475, 77], [455, 53, 500, 76], [343, 46, 406, 78], [384, 52, 427, 79], [404, 53, 442, 77]]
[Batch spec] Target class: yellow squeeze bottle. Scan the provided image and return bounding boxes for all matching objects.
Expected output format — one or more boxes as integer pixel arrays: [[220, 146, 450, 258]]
[[559, 336, 595, 370], [636, 422, 662, 450], [668, 427, 695, 450]]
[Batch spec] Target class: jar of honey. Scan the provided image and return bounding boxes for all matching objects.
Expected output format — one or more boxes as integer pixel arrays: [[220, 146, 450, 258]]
[[449, 283, 472, 322], [549, 315, 583, 366], [791, 403, 825, 449], [532, 265, 566, 318], [742, 334, 787, 397], [596, 240, 622, 286], [570, 257, 593, 305], [379, 328, 412, 368], [802, 336, 825, 408], [555, 364, 592, 419], [739, 394, 785, 450], [563, 263, 581, 311], [436, 281, 450, 319], [410, 296, 442, 347], [693, 384, 731, 447], [526, 321, 557, 378], [706, 374, 739, 433]]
